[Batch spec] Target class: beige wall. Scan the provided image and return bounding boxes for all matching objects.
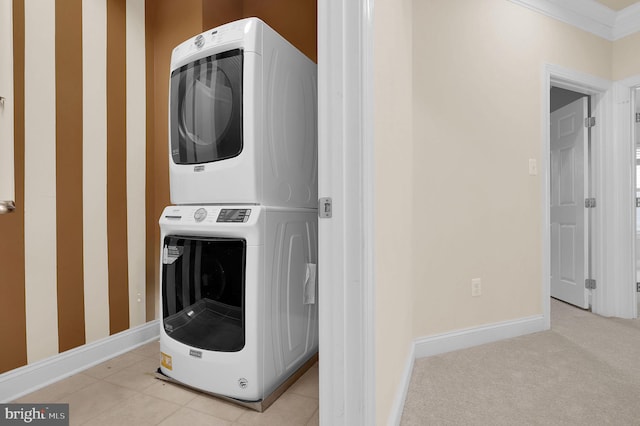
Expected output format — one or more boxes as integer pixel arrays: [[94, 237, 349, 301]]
[[374, 0, 414, 423], [613, 31, 640, 80], [411, 0, 612, 337]]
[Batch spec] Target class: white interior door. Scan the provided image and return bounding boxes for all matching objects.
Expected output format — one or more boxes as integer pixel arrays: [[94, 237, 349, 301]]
[[550, 97, 589, 309]]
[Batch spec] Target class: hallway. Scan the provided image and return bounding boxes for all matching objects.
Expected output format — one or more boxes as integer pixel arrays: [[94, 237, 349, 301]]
[[401, 300, 640, 425]]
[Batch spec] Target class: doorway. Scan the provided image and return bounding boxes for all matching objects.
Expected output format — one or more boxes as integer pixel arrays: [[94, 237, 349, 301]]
[[549, 86, 593, 310], [543, 65, 612, 327], [545, 65, 640, 323]]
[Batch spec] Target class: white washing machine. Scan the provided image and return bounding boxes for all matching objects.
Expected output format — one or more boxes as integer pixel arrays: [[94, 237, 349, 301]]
[[158, 204, 318, 401], [168, 17, 317, 208]]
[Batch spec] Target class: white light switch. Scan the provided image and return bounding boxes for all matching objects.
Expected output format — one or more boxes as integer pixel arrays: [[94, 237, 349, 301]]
[[528, 159, 538, 176], [471, 278, 482, 297]]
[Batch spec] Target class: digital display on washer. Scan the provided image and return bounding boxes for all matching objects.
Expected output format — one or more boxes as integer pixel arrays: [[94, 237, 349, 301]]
[[217, 209, 250, 223]]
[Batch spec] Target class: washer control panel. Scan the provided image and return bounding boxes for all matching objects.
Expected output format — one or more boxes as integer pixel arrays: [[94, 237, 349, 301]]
[[161, 206, 253, 225], [217, 209, 251, 223]]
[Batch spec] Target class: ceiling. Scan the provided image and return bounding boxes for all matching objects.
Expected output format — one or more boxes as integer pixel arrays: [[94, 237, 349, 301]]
[[595, 0, 640, 11]]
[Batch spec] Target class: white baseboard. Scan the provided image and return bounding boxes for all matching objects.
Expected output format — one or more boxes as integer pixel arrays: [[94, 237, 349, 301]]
[[414, 315, 546, 359], [387, 343, 415, 426], [0, 320, 160, 402], [388, 314, 545, 425]]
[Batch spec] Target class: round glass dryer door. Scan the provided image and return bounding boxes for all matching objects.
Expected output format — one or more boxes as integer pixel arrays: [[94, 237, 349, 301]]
[[170, 49, 243, 165]]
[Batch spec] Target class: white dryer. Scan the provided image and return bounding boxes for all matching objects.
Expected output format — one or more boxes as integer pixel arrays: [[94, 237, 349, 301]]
[[158, 204, 318, 401], [168, 18, 317, 208]]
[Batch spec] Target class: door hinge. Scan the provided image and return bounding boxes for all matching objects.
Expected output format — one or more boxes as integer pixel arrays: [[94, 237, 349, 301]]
[[636, 113, 640, 123], [636, 198, 640, 208], [585, 279, 597, 290], [637, 282, 640, 292], [584, 198, 596, 208], [584, 117, 596, 128], [319, 197, 332, 218]]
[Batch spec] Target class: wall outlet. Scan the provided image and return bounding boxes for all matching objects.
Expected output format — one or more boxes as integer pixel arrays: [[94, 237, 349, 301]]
[[471, 278, 482, 297], [637, 282, 640, 292]]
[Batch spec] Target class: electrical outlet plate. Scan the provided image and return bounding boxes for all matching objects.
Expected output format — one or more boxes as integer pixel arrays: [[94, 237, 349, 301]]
[[471, 278, 482, 297]]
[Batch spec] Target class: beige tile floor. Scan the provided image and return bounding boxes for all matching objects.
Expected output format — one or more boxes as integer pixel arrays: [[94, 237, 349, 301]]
[[13, 340, 319, 426]]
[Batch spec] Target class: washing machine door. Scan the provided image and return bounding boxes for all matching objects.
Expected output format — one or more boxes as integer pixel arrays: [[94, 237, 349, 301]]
[[162, 236, 246, 352], [169, 49, 243, 165]]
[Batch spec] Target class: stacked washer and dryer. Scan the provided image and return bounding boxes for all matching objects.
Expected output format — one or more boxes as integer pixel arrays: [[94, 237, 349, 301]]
[[158, 18, 318, 403]]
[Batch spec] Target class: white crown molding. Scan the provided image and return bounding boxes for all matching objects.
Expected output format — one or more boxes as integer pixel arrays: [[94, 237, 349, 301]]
[[613, 2, 640, 39], [508, 0, 640, 41]]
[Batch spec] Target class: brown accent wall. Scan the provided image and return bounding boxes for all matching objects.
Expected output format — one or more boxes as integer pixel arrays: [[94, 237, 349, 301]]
[[202, 0, 317, 61], [0, 0, 27, 374], [241, 0, 317, 62], [3, 0, 160, 375], [55, 0, 86, 352], [202, 0, 242, 31], [107, 0, 130, 334]]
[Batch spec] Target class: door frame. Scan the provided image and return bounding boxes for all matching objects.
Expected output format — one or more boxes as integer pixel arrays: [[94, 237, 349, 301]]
[[633, 84, 640, 318], [317, 0, 376, 425], [543, 64, 609, 328], [0, 0, 15, 207], [544, 64, 640, 323], [612, 74, 640, 319]]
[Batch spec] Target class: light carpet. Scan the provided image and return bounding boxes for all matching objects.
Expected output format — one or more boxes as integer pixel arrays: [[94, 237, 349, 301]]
[[400, 299, 640, 425]]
